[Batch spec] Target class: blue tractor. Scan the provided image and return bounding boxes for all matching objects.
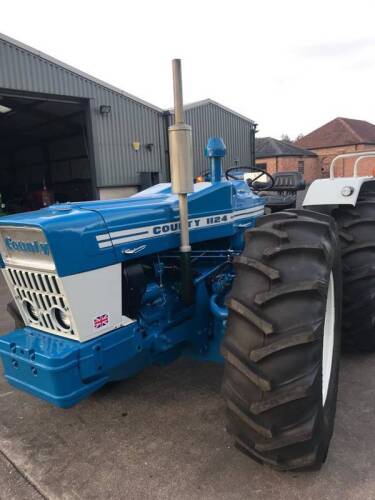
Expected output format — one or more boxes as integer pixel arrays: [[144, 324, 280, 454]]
[[0, 60, 353, 471]]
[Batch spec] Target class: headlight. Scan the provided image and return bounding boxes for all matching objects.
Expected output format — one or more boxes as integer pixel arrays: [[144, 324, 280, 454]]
[[23, 300, 39, 322], [51, 306, 72, 331]]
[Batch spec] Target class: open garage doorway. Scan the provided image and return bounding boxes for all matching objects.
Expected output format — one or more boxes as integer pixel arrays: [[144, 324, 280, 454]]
[[0, 92, 95, 214]]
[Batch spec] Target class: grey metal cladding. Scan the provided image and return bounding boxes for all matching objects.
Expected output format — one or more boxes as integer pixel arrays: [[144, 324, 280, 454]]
[[0, 35, 167, 187], [0, 34, 255, 188], [169, 101, 255, 176]]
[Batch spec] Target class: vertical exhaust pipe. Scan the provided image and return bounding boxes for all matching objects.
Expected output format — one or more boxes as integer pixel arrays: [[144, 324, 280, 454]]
[[168, 59, 194, 304]]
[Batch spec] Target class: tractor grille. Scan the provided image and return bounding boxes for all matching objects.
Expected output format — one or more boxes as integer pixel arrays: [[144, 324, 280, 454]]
[[4, 267, 75, 337]]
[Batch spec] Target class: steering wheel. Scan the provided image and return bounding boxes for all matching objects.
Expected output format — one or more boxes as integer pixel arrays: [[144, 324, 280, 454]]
[[225, 166, 274, 191]]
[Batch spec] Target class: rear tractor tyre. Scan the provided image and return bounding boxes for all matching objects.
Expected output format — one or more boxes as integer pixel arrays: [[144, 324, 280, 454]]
[[221, 209, 342, 471], [332, 197, 375, 351]]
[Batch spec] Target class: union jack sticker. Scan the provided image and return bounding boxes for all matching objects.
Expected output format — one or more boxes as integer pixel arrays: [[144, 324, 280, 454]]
[[94, 314, 109, 329]]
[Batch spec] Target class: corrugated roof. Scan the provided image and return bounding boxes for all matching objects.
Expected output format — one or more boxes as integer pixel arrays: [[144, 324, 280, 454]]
[[255, 137, 317, 158], [167, 99, 255, 125], [0, 32, 164, 113], [296, 117, 375, 149]]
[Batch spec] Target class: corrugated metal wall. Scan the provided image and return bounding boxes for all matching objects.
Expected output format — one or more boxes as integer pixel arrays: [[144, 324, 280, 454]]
[[0, 35, 255, 190], [0, 36, 167, 188], [167, 102, 255, 176]]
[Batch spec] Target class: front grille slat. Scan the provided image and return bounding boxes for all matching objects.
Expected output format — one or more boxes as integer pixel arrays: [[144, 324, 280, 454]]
[[39, 293, 47, 310], [45, 276, 53, 293], [31, 273, 39, 290], [51, 276, 60, 294], [5, 267, 75, 338], [24, 272, 33, 289], [40, 314, 47, 328], [19, 272, 27, 288], [8, 269, 17, 286], [34, 291, 42, 310], [46, 315, 54, 329], [14, 271, 22, 287], [41, 275, 49, 293], [37, 274, 46, 292]]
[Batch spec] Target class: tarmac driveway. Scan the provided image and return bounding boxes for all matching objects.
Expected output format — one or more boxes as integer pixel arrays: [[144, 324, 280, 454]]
[[1, 273, 375, 500]]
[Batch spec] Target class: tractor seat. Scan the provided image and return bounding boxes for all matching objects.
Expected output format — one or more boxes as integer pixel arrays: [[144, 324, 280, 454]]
[[253, 171, 305, 192], [254, 171, 306, 213]]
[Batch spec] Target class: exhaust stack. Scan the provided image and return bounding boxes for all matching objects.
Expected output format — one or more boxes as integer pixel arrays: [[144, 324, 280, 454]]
[[168, 59, 194, 304]]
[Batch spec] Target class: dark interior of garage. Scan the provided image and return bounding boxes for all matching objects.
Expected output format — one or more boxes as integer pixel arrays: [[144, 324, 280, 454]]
[[0, 93, 93, 214]]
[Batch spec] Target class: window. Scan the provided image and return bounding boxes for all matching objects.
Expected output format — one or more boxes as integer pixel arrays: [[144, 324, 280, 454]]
[[298, 160, 304, 174], [257, 162, 267, 171]]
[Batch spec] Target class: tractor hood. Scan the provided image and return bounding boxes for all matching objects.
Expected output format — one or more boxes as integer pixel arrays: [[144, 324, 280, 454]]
[[0, 182, 264, 277]]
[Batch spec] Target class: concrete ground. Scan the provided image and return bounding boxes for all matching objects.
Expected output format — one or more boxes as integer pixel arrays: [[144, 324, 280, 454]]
[[1, 275, 375, 500]]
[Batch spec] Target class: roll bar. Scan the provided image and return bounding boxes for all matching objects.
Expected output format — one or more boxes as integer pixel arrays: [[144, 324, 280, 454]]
[[353, 154, 375, 177], [330, 151, 375, 179]]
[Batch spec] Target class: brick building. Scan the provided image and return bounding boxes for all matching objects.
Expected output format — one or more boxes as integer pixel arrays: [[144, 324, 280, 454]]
[[255, 137, 319, 183], [296, 117, 375, 178]]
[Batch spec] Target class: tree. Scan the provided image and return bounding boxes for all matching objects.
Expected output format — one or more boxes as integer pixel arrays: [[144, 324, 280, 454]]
[[281, 133, 292, 143], [295, 133, 304, 142]]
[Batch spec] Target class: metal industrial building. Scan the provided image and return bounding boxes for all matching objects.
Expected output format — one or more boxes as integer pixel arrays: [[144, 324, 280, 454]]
[[0, 33, 256, 212], [166, 100, 256, 175]]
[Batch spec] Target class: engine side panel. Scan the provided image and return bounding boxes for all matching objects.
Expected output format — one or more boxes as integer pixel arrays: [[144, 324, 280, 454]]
[[0, 181, 264, 277]]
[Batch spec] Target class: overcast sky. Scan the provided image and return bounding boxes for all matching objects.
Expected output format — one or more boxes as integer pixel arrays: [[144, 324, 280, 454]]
[[1, 0, 375, 139]]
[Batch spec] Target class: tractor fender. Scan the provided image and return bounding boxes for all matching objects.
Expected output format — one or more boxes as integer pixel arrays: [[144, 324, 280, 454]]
[[303, 177, 375, 207]]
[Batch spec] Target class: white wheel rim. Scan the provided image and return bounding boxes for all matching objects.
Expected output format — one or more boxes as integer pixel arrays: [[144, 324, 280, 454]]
[[322, 272, 335, 406]]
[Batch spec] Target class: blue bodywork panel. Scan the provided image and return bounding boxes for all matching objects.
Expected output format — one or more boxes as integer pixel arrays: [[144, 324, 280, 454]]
[[0, 138, 265, 408], [0, 281, 217, 407], [0, 181, 263, 277]]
